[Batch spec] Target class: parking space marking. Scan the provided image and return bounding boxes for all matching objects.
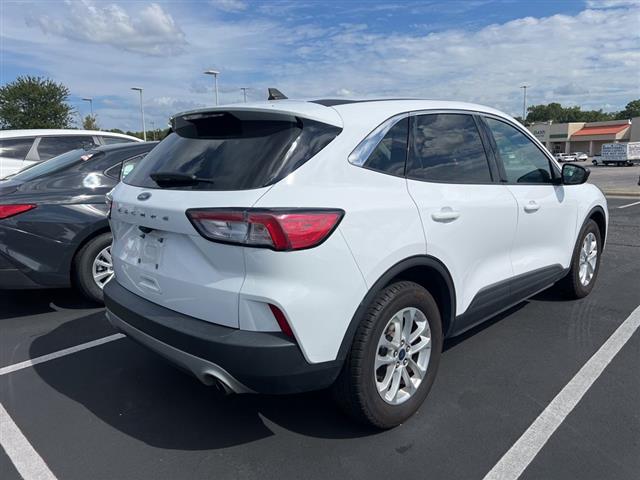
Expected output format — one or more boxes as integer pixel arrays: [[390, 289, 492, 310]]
[[484, 304, 640, 480], [0, 402, 57, 480], [0, 334, 125, 376], [617, 200, 640, 209]]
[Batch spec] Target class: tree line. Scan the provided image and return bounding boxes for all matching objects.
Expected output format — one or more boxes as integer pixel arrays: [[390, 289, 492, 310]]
[[518, 100, 640, 125], [2, 76, 639, 132]]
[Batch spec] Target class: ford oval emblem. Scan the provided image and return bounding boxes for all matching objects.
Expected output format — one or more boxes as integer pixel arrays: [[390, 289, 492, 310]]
[[137, 192, 151, 201]]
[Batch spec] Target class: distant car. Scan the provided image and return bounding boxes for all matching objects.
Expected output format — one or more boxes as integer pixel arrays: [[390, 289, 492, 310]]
[[573, 152, 588, 162], [0, 129, 142, 178], [554, 153, 577, 162], [0, 142, 156, 302]]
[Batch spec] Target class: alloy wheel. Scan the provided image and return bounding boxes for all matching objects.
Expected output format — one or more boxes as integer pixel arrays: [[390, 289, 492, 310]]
[[375, 307, 432, 405], [92, 245, 114, 289], [579, 232, 598, 286]]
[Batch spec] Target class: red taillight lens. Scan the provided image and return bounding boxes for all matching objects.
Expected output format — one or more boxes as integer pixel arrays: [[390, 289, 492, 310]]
[[268, 304, 294, 339], [0, 204, 36, 220], [186, 209, 344, 251]]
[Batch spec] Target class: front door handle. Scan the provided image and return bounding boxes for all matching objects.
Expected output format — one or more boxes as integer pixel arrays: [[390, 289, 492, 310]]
[[431, 208, 460, 222], [524, 200, 540, 213]]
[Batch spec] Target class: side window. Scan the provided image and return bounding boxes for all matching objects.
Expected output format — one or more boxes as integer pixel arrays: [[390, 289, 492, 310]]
[[37, 136, 98, 160], [364, 117, 408, 176], [101, 136, 136, 145], [407, 114, 492, 183], [0, 138, 35, 159], [485, 118, 555, 184], [104, 153, 146, 180]]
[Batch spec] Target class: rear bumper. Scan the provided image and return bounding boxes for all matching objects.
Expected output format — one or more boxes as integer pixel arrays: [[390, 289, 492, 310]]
[[103, 280, 342, 394]]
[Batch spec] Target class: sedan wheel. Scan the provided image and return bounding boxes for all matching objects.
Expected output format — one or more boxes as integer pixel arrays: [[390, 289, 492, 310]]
[[92, 245, 114, 289]]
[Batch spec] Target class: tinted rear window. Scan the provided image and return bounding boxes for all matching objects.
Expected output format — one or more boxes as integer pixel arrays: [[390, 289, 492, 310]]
[[37, 136, 98, 160], [101, 136, 136, 145], [125, 111, 341, 190], [10, 149, 102, 182]]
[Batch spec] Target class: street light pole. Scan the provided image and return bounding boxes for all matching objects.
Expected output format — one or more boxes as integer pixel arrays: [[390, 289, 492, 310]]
[[82, 97, 93, 117], [204, 69, 220, 105], [240, 87, 249, 103], [520, 85, 529, 123], [130, 87, 146, 141]]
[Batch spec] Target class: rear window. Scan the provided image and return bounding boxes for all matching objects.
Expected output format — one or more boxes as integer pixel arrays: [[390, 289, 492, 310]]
[[101, 136, 137, 145], [10, 149, 103, 182], [124, 111, 341, 190], [37, 136, 98, 160]]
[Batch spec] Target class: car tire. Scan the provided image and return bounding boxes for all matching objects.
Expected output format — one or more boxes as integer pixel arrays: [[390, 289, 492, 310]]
[[332, 281, 443, 429], [557, 219, 602, 299], [73, 232, 114, 304]]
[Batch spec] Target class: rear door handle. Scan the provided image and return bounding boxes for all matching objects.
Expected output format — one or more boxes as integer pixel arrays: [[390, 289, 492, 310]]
[[524, 201, 540, 213], [431, 208, 460, 222]]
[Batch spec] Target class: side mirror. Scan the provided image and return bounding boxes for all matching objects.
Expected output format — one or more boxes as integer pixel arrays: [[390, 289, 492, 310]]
[[562, 163, 590, 185]]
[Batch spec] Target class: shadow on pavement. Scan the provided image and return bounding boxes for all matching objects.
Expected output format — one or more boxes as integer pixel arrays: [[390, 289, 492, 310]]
[[30, 315, 380, 450], [27, 288, 537, 450], [0, 288, 100, 320]]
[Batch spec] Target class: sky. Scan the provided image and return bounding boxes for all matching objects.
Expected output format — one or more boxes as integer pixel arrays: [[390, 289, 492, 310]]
[[1, 0, 639, 131]]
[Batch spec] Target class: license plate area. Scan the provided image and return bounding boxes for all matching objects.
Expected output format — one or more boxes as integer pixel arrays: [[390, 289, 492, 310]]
[[137, 231, 166, 271]]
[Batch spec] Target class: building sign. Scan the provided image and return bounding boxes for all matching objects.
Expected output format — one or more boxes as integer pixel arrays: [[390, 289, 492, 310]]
[[530, 126, 548, 141]]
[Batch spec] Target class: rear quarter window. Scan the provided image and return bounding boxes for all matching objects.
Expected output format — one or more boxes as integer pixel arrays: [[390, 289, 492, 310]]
[[0, 137, 35, 159], [125, 111, 341, 191]]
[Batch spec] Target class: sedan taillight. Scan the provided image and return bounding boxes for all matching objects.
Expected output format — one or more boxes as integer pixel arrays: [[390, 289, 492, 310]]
[[0, 204, 36, 220], [186, 208, 344, 251]]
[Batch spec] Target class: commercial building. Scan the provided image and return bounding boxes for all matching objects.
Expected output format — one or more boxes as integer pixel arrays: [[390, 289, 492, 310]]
[[528, 117, 639, 156]]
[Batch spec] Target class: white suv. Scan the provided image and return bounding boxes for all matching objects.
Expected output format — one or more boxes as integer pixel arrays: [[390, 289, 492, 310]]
[[104, 99, 607, 428], [0, 129, 142, 178]]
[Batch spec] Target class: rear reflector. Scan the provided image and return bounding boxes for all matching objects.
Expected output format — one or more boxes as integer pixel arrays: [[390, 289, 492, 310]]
[[268, 304, 294, 339], [0, 204, 36, 220], [186, 208, 344, 251]]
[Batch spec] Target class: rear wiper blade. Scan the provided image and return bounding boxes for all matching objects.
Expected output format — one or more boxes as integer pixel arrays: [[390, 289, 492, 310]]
[[150, 172, 215, 187]]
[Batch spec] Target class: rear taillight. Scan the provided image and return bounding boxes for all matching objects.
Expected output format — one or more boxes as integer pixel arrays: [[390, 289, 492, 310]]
[[186, 208, 344, 251], [0, 204, 36, 220]]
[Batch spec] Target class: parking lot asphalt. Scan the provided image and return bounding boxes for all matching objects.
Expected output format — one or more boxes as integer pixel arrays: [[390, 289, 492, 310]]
[[1, 197, 639, 480], [584, 163, 640, 197]]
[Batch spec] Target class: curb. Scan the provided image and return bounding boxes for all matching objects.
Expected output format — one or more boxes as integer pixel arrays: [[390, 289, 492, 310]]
[[601, 191, 640, 198]]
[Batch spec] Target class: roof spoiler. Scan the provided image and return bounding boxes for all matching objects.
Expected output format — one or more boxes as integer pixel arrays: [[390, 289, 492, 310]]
[[268, 88, 288, 100]]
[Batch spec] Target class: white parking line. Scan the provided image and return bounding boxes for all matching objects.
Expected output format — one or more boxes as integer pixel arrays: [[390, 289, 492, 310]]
[[484, 304, 640, 480], [0, 334, 125, 377], [618, 200, 640, 209], [0, 402, 58, 480]]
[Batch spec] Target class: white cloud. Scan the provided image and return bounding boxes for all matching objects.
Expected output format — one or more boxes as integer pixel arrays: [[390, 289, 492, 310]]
[[211, 0, 248, 13], [586, 0, 639, 8], [3, 0, 638, 129], [27, 0, 186, 56]]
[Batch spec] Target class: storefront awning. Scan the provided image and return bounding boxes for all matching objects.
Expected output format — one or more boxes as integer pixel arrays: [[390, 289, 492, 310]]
[[572, 124, 629, 137]]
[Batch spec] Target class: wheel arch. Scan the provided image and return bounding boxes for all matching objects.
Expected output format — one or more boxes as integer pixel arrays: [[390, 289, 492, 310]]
[[69, 223, 112, 283], [586, 205, 607, 249], [336, 255, 456, 361]]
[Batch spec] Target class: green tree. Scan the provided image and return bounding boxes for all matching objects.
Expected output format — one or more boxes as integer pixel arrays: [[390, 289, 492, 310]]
[[0, 76, 74, 129], [616, 99, 640, 120], [82, 114, 99, 130], [526, 102, 616, 123]]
